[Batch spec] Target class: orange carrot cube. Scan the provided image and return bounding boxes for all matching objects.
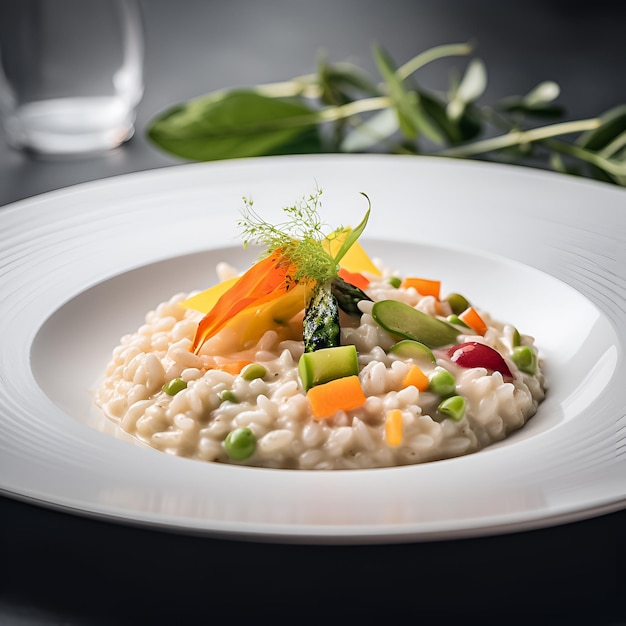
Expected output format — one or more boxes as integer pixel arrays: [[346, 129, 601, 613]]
[[459, 306, 488, 336], [402, 364, 430, 391], [401, 277, 441, 299], [385, 409, 403, 446], [307, 375, 367, 419]]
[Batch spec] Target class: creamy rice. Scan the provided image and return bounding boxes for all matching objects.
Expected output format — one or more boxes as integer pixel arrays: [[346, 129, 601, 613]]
[[93, 261, 546, 469]]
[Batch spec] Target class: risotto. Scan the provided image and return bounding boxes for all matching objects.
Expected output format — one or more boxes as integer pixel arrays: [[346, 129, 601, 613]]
[[93, 193, 546, 469]]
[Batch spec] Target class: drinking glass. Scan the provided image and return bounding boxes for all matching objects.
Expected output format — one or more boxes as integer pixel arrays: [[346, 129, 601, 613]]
[[0, 0, 144, 156]]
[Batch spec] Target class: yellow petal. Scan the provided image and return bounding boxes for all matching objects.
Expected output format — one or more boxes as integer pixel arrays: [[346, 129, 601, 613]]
[[184, 229, 379, 316], [182, 278, 311, 350], [180, 277, 239, 314], [225, 282, 312, 347]]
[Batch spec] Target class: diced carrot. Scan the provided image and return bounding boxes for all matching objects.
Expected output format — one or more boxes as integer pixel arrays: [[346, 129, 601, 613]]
[[402, 364, 429, 391], [307, 375, 367, 419], [338, 267, 370, 290], [459, 306, 488, 336], [401, 277, 441, 299], [215, 361, 253, 375], [385, 409, 403, 446]]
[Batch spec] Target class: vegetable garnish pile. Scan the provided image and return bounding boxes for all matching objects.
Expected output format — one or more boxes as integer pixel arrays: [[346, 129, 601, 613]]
[[94, 189, 545, 469], [186, 188, 375, 356], [180, 189, 543, 426]]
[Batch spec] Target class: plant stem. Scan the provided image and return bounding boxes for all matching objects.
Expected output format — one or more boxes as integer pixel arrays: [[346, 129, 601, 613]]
[[598, 131, 626, 160], [253, 74, 321, 99], [318, 96, 392, 122], [543, 138, 626, 177], [437, 118, 602, 158], [397, 42, 473, 80]]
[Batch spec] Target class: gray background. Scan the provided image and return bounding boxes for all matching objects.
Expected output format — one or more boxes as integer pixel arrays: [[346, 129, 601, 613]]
[[1, 0, 625, 206]]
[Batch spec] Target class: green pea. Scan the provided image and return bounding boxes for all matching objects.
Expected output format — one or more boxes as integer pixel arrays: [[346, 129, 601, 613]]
[[218, 390, 238, 404], [162, 377, 187, 396], [512, 346, 537, 375], [388, 276, 402, 289], [240, 363, 267, 381], [428, 368, 456, 397], [447, 314, 470, 328], [438, 395, 466, 421], [444, 293, 470, 316], [224, 427, 257, 461]]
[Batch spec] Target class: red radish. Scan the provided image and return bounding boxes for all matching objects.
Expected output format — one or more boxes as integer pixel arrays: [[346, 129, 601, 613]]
[[447, 342, 513, 379]]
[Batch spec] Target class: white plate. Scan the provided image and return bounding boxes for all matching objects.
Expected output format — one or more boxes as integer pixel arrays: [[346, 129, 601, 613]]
[[1, 154, 624, 544]]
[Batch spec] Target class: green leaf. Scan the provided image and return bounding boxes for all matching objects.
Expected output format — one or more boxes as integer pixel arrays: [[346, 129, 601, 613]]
[[611, 137, 626, 163], [447, 58, 487, 120], [340, 108, 399, 152], [416, 93, 455, 139], [549, 152, 581, 177], [372, 44, 443, 144], [372, 44, 417, 138], [147, 90, 324, 161], [419, 92, 482, 145], [497, 97, 565, 119], [577, 105, 626, 151], [144, 40, 625, 188], [455, 104, 484, 143], [524, 81, 560, 106], [585, 162, 618, 184], [497, 82, 565, 119], [317, 57, 381, 106]]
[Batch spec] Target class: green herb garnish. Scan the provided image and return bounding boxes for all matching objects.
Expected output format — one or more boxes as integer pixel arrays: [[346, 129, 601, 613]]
[[148, 42, 626, 187], [190, 189, 371, 354], [238, 188, 370, 285]]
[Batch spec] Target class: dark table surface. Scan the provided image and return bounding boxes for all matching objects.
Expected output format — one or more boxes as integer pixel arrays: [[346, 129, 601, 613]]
[[1, 1, 625, 624]]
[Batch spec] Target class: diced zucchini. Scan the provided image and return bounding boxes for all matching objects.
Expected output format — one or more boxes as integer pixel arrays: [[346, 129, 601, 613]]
[[447, 314, 470, 328], [444, 293, 470, 315], [388, 339, 436, 364], [298, 345, 359, 391], [371, 300, 460, 348]]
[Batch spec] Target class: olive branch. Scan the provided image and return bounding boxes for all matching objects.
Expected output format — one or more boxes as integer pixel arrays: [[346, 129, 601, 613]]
[[148, 42, 626, 187]]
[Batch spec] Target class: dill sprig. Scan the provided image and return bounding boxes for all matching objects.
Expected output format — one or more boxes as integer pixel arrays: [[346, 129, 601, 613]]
[[238, 188, 341, 284]]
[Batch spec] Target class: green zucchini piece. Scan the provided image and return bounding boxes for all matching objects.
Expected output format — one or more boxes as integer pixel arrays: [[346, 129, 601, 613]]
[[388, 339, 436, 364], [303, 282, 341, 352], [298, 345, 359, 391], [447, 314, 470, 328], [444, 293, 470, 315], [372, 300, 460, 348]]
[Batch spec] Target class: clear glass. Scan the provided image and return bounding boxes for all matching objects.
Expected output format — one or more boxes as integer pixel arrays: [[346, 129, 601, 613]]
[[0, 0, 144, 156]]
